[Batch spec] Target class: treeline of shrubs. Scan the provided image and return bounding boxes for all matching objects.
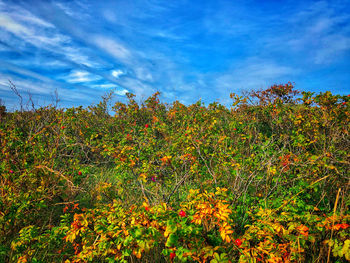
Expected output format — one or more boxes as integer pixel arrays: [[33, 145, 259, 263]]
[[0, 83, 349, 262]]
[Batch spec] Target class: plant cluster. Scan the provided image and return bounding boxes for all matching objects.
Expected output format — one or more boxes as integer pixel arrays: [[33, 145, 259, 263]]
[[1, 83, 349, 262]]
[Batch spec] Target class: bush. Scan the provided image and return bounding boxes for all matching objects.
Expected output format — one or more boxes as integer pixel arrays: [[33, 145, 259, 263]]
[[1, 84, 349, 262]]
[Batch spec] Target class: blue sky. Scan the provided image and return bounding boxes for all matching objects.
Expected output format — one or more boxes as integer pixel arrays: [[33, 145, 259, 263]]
[[0, 0, 349, 109]]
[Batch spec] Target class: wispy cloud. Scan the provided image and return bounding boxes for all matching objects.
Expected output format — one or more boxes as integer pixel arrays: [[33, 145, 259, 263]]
[[212, 58, 296, 103], [0, 13, 29, 35], [313, 34, 350, 64], [92, 84, 118, 89], [0, 60, 59, 84], [0, 72, 93, 106], [63, 70, 102, 83], [285, 1, 350, 64], [134, 67, 153, 82], [93, 36, 131, 63], [91, 82, 129, 96], [0, 5, 97, 68], [0, 0, 349, 110]]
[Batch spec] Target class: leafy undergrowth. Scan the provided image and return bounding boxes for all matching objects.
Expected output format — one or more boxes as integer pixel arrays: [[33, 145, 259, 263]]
[[1, 83, 349, 262]]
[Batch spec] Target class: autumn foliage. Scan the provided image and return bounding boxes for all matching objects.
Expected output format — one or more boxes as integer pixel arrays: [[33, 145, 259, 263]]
[[1, 84, 349, 262]]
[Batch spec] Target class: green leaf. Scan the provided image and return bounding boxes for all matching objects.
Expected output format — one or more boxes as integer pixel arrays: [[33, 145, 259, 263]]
[[166, 233, 178, 247]]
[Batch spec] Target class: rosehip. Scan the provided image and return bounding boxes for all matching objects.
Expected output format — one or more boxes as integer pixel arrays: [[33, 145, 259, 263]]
[[78, 171, 82, 176], [340, 223, 349, 229], [145, 124, 149, 128], [282, 252, 290, 259], [235, 238, 242, 246], [179, 210, 186, 217], [170, 252, 176, 260], [61, 126, 65, 129], [9, 170, 14, 173]]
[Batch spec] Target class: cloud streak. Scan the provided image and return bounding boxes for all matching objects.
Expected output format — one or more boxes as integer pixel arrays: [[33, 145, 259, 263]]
[[0, 0, 349, 110]]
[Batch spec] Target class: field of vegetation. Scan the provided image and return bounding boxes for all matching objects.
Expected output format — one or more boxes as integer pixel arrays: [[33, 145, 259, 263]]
[[0, 83, 349, 262]]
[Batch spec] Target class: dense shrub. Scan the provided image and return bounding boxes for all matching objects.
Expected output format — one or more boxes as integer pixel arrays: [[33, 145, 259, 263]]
[[0, 83, 349, 262]]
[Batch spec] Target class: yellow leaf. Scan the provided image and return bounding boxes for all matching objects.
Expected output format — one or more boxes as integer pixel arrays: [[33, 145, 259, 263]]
[[164, 229, 169, 238], [139, 173, 147, 182], [220, 231, 226, 241]]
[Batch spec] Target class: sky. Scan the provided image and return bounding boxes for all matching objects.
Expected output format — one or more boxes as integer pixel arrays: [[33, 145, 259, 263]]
[[0, 0, 349, 110]]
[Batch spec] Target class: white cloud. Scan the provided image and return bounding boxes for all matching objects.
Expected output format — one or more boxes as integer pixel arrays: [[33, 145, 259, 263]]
[[0, 13, 30, 35], [0, 4, 97, 68], [121, 77, 156, 98], [0, 60, 57, 84], [8, 57, 68, 69], [63, 46, 96, 67], [285, 2, 350, 65], [54, 1, 91, 20], [54, 2, 75, 17], [314, 34, 350, 64], [92, 83, 118, 89], [213, 58, 295, 99], [103, 9, 117, 23], [115, 89, 129, 96], [0, 63, 103, 104], [0, 70, 110, 108], [111, 69, 124, 78], [64, 70, 102, 83], [0, 73, 54, 94], [0, 77, 9, 87], [135, 67, 153, 81], [308, 17, 333, 34], [13, 8, 54, 28], [27, 34, 71, 50], [93, 36, 131, 62]]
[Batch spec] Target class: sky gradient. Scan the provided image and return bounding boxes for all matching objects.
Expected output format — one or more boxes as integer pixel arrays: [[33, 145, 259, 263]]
[[0, 0, 349, 110]]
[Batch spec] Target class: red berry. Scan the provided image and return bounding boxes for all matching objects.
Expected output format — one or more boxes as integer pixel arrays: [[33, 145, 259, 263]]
[[145, 124, 149, 128], [78, 171, 82, 176], [179, 210, 186, 217], [145, 206, 150, 211], [235, 238, 242, 246], [282, 252, 290, 259], [185, 133, 188, 136], [9, 170, 14, 173], [341, 223, 349, 229], [343, 102, 346, 105], [61, 126, 65, 129], [170, 252, 176, 260], [233, 128, 237, 131]]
